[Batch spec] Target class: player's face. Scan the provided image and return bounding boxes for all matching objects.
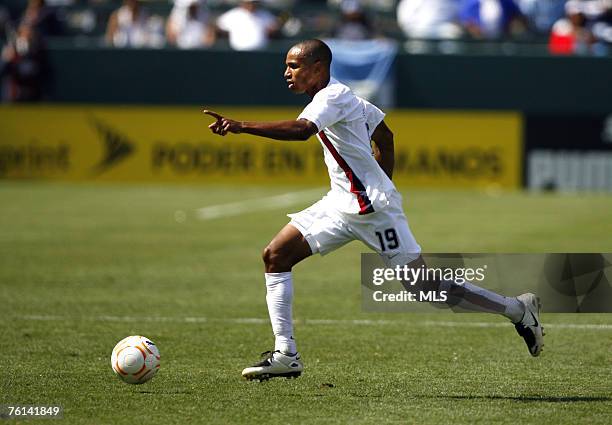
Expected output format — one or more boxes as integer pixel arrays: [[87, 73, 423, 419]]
[[284, 48, 320, 95]]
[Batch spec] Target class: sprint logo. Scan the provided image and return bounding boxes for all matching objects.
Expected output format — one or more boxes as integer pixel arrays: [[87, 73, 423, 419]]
[[90, 118, 135, 174]]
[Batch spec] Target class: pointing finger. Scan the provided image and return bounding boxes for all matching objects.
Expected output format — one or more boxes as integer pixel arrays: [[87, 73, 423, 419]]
[[202, 109, 223, 121]]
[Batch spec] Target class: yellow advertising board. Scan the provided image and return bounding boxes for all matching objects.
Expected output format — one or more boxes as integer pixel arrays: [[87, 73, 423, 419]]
[[0, 105, 521, 188]]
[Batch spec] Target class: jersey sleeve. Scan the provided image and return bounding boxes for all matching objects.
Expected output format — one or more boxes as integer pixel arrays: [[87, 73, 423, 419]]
[[361, 98, 386, 138], [297, 90, 345, 132]]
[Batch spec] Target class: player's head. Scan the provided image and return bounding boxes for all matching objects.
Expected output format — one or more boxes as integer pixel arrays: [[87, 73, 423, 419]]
[[284, 39, 332, 97]]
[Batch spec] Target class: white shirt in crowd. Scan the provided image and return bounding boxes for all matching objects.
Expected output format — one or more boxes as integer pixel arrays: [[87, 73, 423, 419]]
[[216, 6, 276, 51], [298, 78, 396, 215], [397, 0, 462, 39]]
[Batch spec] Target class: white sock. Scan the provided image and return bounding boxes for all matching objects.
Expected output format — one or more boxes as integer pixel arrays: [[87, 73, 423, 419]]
[[265, 272, 297, 355], [439, 280, 524, 322]]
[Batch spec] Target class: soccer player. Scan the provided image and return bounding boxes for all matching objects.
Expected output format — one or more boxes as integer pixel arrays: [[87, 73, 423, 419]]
[[203, 39, 544, 382]]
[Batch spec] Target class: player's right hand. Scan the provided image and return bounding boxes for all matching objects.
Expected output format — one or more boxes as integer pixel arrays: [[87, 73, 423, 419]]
[[202, 109, 242, 136]]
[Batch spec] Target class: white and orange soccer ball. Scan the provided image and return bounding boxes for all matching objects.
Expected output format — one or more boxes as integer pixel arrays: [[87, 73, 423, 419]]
[[111, 336, 160, 384]]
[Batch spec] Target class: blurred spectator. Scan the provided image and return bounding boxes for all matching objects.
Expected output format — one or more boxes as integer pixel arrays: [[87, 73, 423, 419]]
[[549, 3, 591, 53], [397, 0, 463, 39], [591, 2, 612, 48], [166, 0, 214, 49], [459, 0, 528, 38], [549, 0, 611, 54], [106, 0, 148, 47], [1, 23, 48, 102], [21, 0, 63, 37], [332, 0, 375, 40], [106, 0, 164, 48], [516, 0, 567, 34], [215, 0, 281, 51]]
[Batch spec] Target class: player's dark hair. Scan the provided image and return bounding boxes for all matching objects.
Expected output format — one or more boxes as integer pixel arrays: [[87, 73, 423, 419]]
[[295, 39, 332, 67]]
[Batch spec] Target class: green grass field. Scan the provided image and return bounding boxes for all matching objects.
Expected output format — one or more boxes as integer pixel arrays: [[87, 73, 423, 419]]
[[1, 182, 612, 424]]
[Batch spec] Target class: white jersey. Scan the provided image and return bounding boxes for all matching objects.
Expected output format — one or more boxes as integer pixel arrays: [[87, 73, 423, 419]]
[[298, 78, 396, 215]]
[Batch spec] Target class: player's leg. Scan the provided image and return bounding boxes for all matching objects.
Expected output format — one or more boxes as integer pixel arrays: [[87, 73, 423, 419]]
[[262, 223, 311, 356], [352, 193, 543, 356], [242, 224, 310, 381], [405, 256, 525, 319], [406, 254, 544, 356], [243, 200, 354, 381]]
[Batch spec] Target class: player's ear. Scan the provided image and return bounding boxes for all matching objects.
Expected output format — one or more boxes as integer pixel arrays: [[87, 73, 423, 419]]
[[314, 60, 324, 74]]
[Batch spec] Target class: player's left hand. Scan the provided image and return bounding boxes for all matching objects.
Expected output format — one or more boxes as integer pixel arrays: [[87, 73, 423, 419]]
[[202, 109, 242, 136]]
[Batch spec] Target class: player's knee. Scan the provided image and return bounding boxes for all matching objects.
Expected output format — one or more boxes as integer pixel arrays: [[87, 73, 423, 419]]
[[262, 245, 272, 265], [262, 244, 290, 271], [261, 245, 282, 267]]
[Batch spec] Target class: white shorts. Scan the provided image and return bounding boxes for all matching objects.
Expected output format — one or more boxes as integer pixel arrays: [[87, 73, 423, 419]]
[[288, 192, 421, 267]]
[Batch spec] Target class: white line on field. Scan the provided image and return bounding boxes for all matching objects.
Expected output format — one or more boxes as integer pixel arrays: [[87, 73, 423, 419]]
[[13, 315, 612, 331], [196, 188, 326, 220]]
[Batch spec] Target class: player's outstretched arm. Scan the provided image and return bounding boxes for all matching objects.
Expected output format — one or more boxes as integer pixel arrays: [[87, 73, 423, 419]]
[[203, 109, 317, 141], [371, 120, 394, 179]]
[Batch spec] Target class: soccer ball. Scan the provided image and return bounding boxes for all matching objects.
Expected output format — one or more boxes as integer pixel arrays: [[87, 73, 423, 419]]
[[111, 335, 160, 384]]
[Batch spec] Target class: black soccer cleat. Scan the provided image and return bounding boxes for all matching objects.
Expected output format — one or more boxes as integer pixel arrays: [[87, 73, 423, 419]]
[[514, 293, 544, 357]]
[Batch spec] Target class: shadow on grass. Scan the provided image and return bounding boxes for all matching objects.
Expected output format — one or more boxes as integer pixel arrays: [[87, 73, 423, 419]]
[[425, 395, 612, 403]]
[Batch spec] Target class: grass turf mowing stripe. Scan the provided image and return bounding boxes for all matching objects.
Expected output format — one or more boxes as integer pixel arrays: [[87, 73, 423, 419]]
[[14, 314, 612, 330], [196, 187, 326, 220]]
